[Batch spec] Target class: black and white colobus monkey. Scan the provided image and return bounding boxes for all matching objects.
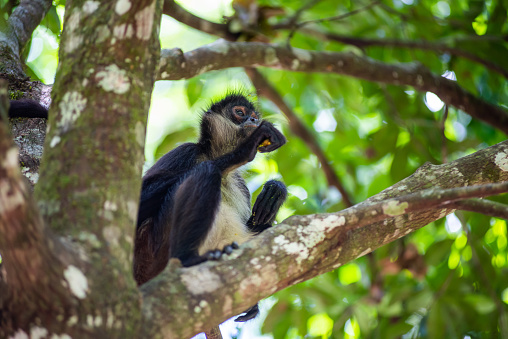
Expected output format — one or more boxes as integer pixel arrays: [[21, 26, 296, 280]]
[[7, 99, 48, 119], [134, 93, 287, 322]]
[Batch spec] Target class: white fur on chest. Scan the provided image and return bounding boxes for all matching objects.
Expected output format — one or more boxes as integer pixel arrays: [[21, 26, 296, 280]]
[[198, 172, 253, 255]]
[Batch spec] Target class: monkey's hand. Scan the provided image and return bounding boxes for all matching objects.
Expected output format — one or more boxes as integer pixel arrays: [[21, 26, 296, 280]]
[[242, 121, 286, 164], [247, 180, 287, 233], [215, 121, 286, 173], [255, 121, 286, 154]]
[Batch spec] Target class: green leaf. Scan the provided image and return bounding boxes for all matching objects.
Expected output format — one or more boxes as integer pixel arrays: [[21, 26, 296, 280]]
[[425, 239, 454, 266], [186, 78, 204, 107], [428, 301, 446, 338], [390, 145, 410, 182], [382, 321, 414, 339], [464, 294, 497, 314], [41, 6, 61, 36]]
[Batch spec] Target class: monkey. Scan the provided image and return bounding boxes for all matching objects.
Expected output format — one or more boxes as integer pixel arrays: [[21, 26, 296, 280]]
[[133, 93, 287, 322], [7, 99, 48, 119]]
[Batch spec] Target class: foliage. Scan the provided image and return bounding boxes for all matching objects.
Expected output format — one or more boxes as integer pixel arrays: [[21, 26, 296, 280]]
[[25, 0, 508, 338]]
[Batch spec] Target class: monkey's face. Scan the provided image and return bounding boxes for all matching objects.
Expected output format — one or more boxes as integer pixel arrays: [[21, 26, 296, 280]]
[[210, 94, 261, 140], [200, 94, 262, 156], [230, 104, 261, 137]]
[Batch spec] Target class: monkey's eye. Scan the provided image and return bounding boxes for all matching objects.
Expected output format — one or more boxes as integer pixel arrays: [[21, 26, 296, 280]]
[[233, 106, 245, 116]]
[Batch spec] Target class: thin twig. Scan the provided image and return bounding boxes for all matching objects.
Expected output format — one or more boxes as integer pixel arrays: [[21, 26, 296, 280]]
[[163, 0, 238, 41], [441, 105, 449, 163], [298, 0, 380, 27], [287, 0, 380, 46], [285, 0, 322, 46], [292, 0, 322, 22], [450, 199, 508, 220]]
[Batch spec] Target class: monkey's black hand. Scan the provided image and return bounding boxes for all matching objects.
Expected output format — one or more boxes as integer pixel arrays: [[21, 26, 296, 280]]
[[247, 180, 287, 233], [242, 121, 286, 164], [256, 121, 286, 154]]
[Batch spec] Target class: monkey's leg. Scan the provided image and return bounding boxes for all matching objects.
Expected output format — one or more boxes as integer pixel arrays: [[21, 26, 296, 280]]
[[247, 180, 287, 234], [168, 161, 226, 267], [235, 304, 259, 322], [236, 180, 287, 322]]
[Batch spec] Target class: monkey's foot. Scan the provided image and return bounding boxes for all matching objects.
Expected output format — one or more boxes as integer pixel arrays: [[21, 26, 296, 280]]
[[204, 241, 240, 261], [235, 304, 259, 322]]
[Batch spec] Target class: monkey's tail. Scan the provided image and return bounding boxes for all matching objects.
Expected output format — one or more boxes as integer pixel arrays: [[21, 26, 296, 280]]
[[204, 325, 222, 339], [8, 100, 48, 119]]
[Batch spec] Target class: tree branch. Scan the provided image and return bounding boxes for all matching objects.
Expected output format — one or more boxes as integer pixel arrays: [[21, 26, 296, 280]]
[[163, 0, 506, 79], [245, 67, 354, 207], [140, 140, 508, 338], [296, 0, 380, 28], [0, 80, 70, 315], [7, 0, 52, 51], [450, 198, 508, 220], [158, 41, 508, 134], [307, 33, 508, 79], [286, 1, 381, 46], [163, 0, 237, 41]]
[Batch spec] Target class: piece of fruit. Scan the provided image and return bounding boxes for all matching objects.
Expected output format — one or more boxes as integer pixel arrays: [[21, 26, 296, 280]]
[[257, 139, 271, 152]]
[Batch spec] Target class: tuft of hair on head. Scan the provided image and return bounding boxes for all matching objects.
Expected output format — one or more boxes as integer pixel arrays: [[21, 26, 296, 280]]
[[205, 88, 258, 115]]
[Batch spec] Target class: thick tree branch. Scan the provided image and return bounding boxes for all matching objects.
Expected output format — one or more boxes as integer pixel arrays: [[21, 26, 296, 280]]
[[286, 181, 508, 230], [140, 140, 508, 338], [158, 41, 508, 134], [0, 80, 72, 322], [7, 0, 52, 51], [162, 1, 505, 79], [0, 0, 51, 78], [306, 33, 508, 79], [245, 67, 354, 207]]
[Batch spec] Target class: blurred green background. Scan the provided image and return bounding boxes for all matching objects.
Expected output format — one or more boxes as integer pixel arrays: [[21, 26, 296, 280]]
[[11, 0, 508, 337]]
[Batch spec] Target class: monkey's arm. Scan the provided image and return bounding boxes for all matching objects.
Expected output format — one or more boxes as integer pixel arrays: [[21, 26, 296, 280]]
[[8, 100, 48, 119], [214, 121, 286, 174], [136, 144, 200, 246], [247, 180, 287, 234]]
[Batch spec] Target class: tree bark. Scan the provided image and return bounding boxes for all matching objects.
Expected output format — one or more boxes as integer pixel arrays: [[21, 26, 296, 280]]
[[1, 0, 164, 337]]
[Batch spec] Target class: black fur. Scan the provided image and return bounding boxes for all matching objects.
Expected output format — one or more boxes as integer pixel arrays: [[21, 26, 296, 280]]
[[8, 100, 48, 119], [134, 94, 287, 321]]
